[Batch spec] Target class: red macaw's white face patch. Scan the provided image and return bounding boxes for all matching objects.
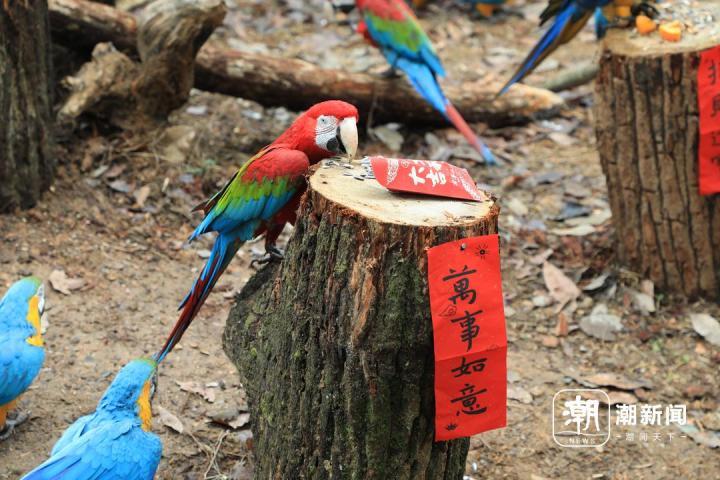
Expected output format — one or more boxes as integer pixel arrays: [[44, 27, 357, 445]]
[[315, 115, 358, 159]]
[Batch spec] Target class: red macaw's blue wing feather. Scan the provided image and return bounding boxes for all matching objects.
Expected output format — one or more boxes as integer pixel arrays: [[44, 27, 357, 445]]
[[22, 419, 161, 480], [156, 146, 311, 361]]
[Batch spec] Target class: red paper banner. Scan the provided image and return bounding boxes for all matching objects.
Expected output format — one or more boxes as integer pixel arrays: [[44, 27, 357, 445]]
[[369, 156, 489, 202], [427, 234, 507, 441], [698, 46, 720, 195]]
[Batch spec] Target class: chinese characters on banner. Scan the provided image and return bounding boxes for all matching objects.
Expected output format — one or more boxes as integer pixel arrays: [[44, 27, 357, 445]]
[[369, 156, 489, 202], [427, 234, 507, 441], [697, 46, 720, 195]]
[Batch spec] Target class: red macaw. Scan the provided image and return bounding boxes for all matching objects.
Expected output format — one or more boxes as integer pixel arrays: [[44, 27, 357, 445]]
[[355, 0, 497, 165], [157, 100, 359, 360]]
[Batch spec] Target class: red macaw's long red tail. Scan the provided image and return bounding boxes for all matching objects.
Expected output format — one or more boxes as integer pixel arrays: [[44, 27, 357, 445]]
[[156, 232, 244, 362], [444, 102, 498, 165]]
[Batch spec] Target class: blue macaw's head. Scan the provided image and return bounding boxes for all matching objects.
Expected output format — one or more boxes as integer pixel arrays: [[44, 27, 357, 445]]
[[98, 358, 158, 429], [1, 276, 45, 312]]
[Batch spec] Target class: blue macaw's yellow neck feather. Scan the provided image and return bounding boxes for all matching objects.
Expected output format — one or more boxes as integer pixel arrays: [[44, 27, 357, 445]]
[[25, 294, 43, 347], [137, 380, 153, 431]]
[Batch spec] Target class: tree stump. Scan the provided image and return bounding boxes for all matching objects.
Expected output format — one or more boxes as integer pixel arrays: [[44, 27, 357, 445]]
[[0, 1, 54, 213], [594, 13, 720, 300], [224, 164, 499, 479]]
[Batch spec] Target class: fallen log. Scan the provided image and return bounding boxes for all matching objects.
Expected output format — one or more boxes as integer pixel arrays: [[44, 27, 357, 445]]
[[58, 0, 226, 129], [48, 0, 564, 127]]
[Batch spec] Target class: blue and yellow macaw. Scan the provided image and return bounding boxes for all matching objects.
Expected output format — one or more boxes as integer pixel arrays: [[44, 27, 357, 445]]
[[22, 358, 161, 480], [498, 0, 657, 95], [356, 0, 497, 164], [0, 276, 45, 440]]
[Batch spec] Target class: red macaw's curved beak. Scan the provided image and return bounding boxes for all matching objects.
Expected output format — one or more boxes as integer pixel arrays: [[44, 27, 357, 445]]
[[337, 116, 358, 159]]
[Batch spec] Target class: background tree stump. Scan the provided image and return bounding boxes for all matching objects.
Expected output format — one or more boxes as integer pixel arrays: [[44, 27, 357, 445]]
[[594, 14, 720, 300], [0, 1, 54, 213], [224, 163, 499, 479]]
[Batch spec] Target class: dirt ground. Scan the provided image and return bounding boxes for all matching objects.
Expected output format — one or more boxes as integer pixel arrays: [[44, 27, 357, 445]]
[[1, 0, 719, 479]]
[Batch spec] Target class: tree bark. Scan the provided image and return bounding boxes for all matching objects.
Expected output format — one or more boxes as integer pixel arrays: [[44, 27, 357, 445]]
[[0, 1, 54, 213], [223, 164, 499, 479], [594, 25, 720, 299], [47, 0, 564, 128]]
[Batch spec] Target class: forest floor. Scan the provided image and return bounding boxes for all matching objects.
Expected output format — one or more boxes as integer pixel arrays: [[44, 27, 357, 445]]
[[1, 0, 719, 479]]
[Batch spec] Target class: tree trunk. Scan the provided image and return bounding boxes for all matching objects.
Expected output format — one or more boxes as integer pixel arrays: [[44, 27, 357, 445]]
[[594, 23, 720, 300], [0, 1, 54, 213], [224, 163, 499, 479]]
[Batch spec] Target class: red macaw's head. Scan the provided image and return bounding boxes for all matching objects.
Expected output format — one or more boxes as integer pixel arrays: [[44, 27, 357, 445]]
[[275, 100, 359, 163]]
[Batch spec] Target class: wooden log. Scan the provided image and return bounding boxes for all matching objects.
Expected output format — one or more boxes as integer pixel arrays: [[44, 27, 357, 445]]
[[594, 11, 720, 300], [58, 0, 225, 129], [47, 0, 564, 128], [223, 164, 499, 479], [0, 0, 55, 212]]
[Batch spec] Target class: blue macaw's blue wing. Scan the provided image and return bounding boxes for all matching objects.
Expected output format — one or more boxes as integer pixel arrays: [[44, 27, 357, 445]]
[[23, 419, 162, 480], [0, 339, 44, 406], [51, 413, 99, 456]]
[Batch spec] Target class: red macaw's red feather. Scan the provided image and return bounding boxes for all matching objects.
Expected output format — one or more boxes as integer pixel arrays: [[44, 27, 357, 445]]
[[156, 101, 359, 361], [356, 0, 413, 21], [356, 20, 377, 46]]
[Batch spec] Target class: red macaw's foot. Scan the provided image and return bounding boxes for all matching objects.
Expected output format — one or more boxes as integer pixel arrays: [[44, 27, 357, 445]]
[[0, 410, 30, 441], [250, 245, 285, 270]]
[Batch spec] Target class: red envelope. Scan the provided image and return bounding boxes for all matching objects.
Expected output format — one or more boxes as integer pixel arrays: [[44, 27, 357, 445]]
[[427, 235, 507, 441], [698, 46, 720, 195], [369, 156, 489, 202]]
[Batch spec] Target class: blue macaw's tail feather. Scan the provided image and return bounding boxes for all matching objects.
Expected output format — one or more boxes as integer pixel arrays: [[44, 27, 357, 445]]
[[157, 227, 252, 362], [394, 57, 496, 164], [498, 4, 587, 96]]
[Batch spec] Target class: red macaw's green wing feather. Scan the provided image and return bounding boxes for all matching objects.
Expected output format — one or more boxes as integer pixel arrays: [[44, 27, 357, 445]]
[[189, 145, 311, 241], [156, 146, 311, 362], [357, 0, 446, 77]]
